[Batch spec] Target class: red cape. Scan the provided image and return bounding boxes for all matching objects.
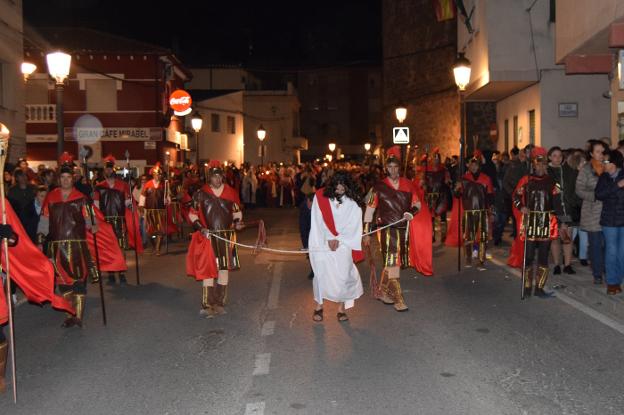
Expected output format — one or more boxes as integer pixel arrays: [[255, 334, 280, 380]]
[[88, 206, 128, 272], [0, 199, 74, 325], [186, 184, 239, 281], [315, 188, 364, 263], [408, 181, 434, 276], [125, 202, 144, 254]]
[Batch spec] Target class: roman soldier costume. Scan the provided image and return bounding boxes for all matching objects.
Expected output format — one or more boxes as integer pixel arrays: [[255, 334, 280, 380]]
[[423, 149, 451, 242], [139, 162, 168, 255], [37, 152, 97, 328], [512, 147, 563, 297], [186, 160, 242, 318], [94, 155, 131, 284], [364, 146, 423, 311], [455, 153, 494, 267]]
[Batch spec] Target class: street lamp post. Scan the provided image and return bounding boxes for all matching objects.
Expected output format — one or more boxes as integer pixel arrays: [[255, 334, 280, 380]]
[[21, 62, 36, 82], [191, 111, 203, 166], [395, 104, 408, 170], [453, 52, 472, 272], [328, 142, 336, 163], [364, 142, 371, 164], [46, 51, 71, 159], [257, 124, 266, 166]]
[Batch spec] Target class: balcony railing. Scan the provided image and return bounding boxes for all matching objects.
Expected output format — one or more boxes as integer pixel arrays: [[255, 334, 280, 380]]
[[25, 104, 56, 123]]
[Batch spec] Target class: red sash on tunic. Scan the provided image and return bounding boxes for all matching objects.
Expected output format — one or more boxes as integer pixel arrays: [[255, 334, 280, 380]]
[[0, 199, 74, 324], [315, 189, 364, 263], [186, 184, 240, 280]]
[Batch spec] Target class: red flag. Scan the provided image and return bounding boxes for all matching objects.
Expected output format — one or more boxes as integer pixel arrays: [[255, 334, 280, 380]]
[[433, 0, 457, 21], [0, 199, 74, 324], [87, 207, 127, 272]]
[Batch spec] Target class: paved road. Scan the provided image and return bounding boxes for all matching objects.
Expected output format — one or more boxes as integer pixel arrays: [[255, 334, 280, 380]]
[[2, 208, 624, 415]]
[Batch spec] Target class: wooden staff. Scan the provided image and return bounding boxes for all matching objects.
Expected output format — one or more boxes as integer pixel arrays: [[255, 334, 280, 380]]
[[80, 149, 107, 325], [125, 150, 141, 285], [0, 125, 17, 402]]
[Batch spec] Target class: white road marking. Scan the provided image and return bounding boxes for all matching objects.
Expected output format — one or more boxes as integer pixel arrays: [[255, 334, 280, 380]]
[[244, 401, 265, 415], [261, 320, 276, 336], [489, 257, 624, 336], [252, 353, 271, 376], [267, 262, 283, 310]]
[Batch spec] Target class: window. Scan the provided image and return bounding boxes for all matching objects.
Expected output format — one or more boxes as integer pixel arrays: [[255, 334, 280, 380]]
[[504, 119, 509, 153], [528, 110, 536, 144], [226, 116, 235, 134], [86, 79, 117, 111], [211, 114, 220, 132], [513, 115, 518, 147]]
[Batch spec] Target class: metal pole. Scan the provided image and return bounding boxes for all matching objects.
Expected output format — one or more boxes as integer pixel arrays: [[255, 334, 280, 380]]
[[195, 130, 200, 166], [55, 83, 64, 159], [457, 92, 465, 273], [125, 152, 141, 285], [0, 139, 17, 403]]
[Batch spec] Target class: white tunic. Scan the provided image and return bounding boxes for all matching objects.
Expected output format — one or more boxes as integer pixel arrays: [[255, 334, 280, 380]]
[[309, 195, 364, 309]]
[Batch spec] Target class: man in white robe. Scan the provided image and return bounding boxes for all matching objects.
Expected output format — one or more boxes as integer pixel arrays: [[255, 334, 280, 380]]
[[309, 171, 364, 322]]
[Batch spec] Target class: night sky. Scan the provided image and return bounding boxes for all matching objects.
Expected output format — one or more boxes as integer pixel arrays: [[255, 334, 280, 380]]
[[24, 0, 381, 67]]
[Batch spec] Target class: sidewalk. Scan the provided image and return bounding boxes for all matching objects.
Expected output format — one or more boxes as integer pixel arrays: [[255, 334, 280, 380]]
[[488, 238, 624, 324]]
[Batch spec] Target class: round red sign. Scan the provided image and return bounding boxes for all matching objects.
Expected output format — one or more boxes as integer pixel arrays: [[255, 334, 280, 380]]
[[169, 90, 192, 115]]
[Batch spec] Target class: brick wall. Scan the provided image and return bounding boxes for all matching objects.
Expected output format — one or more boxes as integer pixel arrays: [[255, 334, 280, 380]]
[[382, 0, 460, 159]]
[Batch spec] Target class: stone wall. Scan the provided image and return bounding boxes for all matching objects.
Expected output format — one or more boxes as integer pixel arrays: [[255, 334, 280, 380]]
[[382, 0, 460, 158]]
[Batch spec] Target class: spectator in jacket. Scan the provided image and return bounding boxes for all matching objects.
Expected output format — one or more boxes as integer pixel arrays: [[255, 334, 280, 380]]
[[576, 140, 608, 284], [595, 150, 624, 294], [548, 147, 581, 275], [567, 150, 589, 266], [502, 147, 529, 239]]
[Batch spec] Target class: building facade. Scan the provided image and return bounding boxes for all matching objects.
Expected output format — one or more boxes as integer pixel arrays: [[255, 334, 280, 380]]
[[243, 83, 307, 165], [191, 91, 244, 165], [460, 0, 610, 152], [0, 0, 25, 163], [382, 0, 461, 157], [296, 65, 382, 159], [555, 0, 624, 145], [23, 27, 192, 171]]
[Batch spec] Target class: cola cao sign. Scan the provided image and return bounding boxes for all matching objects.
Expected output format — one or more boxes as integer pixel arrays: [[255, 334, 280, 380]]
[[169, 90, 192, 116]]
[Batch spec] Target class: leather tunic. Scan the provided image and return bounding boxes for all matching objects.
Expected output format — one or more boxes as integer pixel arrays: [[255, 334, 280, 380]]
[[514, 175, 561, 240], [144, 184, 165, 209], [373, 181, 411, 226], [462, 180, 487, 211], [194, 191, 235, 231], [49, 198, 87, 241], [96, 186, 125, 217]]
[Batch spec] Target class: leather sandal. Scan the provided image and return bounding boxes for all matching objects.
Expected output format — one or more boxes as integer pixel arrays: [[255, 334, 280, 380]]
[[337, 312, 349, 322], [312, 308, 323, 322]]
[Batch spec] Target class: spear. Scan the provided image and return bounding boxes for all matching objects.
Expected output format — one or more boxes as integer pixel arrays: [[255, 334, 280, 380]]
[[0, 125, 17, 402], [164, 152, 170, 255], [125, 150, 141, 285], [79, 148, 107, 325]]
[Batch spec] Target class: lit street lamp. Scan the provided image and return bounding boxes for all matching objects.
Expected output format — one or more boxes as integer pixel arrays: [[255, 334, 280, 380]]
[[328, 142, 336, 152], [191, 111, 203, 166], [46, 51, 71, 159], [395, 104, 407, 123], [21, 62, 36, 81], [364, 142, 371, 152], [452, 52, 471, 272], [257, 124, 266, 166]]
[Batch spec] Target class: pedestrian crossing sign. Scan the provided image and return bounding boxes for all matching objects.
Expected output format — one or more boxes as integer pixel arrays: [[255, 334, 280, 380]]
[[393, 127, 409, 144]]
